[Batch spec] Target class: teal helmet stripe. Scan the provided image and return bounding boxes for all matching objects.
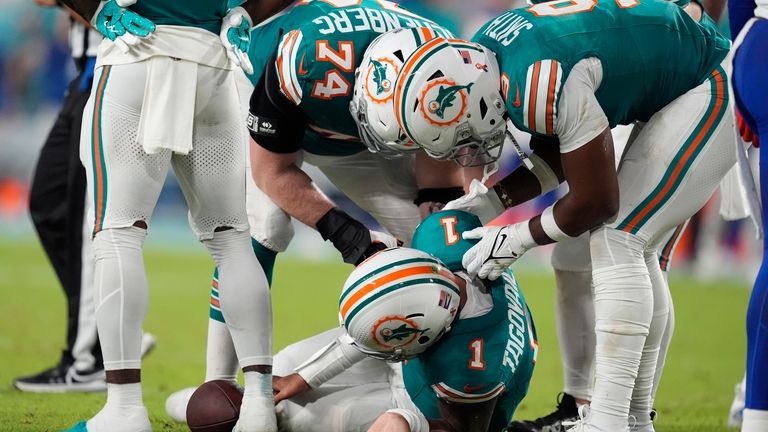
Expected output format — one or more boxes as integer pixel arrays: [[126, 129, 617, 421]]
[[343, 277, 460, 328], [339, 257, 441, 305], [398, 41, 486, 141]]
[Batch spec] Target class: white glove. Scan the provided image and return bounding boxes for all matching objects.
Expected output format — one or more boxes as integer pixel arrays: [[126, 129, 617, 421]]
[[220, 7, 254, 74], [443, 179, 505, 224], [461, 223, 536, 280]]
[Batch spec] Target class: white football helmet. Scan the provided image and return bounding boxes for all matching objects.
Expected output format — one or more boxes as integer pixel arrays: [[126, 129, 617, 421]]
[[350, 27, 442, 157], [340, 247, 461, 362], [393, 38, 506, 166]]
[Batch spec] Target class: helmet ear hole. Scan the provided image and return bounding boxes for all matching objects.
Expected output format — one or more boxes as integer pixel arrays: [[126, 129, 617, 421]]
[[427, 70, 445, 81], [393, 49, 405, 63], [418, 335, 431, 344], [479, 98, 488, 119]]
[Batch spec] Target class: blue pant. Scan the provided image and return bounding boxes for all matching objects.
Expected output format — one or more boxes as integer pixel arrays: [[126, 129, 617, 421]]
[[732, 17, 768, 411]]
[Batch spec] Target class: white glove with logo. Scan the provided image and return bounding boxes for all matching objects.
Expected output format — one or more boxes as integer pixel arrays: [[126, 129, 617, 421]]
[[461, 223, 537, 280], [220, 7, 254, 74], [443, 179, 505, 224]]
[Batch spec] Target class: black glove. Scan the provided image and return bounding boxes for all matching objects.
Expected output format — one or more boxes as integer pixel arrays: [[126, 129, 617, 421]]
[[316, 208, 400, 265]]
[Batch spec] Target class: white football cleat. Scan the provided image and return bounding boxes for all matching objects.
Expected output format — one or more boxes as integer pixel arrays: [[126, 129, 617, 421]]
[[233, 396, 277, 432], [165, 386, 196, 423], [727, 379, 746, 428]]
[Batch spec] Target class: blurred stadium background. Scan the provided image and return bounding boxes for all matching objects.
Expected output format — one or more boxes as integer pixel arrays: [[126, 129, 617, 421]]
[[0, 0, 755, 430]]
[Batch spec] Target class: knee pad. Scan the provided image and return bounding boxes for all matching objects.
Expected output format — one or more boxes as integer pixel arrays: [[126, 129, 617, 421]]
[[593, 264, 653, 337], [92, 226, 147, 262]]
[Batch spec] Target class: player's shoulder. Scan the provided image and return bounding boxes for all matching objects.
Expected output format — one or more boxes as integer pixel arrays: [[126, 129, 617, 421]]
[[472, 10, 568, 137]]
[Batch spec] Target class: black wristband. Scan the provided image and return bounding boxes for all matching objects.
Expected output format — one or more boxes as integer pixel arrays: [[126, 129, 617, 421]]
[[316, 208, 373, 265], [413, 187, 465, 206]]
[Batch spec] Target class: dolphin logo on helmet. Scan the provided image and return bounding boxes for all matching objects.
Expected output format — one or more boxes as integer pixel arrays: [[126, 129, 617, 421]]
[[370, 59, 390, 94], [381, 323, 429, 343], [429, 83, 474, 118]]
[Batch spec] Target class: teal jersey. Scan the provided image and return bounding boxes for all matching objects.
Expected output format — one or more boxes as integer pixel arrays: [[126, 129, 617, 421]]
[[130, 0, 229, 34], [471, 0, 730, 136], [405, 211, 538, 431], [247, 0, 450, 156]]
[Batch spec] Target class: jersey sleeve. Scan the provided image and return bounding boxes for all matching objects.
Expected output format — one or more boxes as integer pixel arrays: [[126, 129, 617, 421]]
[[275, 29, 306, 106], [520, 59, 565, 136], [554, 58, 609, 153]]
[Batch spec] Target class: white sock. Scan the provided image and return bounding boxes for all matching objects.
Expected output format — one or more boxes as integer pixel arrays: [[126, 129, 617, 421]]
[[742, 409, 768, 432], [651, 271, 674, 402], [589, 229, 652, 432], [205, 317, 238, 383], [87, 383, 150, 432], [234, 371, 277, 432], [629, 252, 670, 426], [554, 269, 595, 400], [93, 227, 148, 371], [203, 230, 272, 367]]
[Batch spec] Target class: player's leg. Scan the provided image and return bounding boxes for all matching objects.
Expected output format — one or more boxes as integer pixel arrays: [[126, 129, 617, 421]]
[[16, 74, 102, 392], [74, 62, 173, 432], [174, 63, 275, 432], [652, 223, 686, 403], [508, 235, 592, 432], [732, 17, 768, 432], [586, 64, 734, 432], [305, 151, 421, 245]]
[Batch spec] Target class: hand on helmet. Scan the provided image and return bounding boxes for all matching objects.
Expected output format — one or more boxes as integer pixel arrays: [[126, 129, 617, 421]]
[[461, 223, 536, 280]]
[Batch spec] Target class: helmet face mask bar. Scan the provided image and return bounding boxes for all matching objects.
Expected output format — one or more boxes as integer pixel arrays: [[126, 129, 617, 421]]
[[420, 120, 507, 167], [349, 96, 419, 158]]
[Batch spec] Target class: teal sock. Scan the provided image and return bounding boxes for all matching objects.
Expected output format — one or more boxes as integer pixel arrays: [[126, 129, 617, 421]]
[[251, 238, 277, 287]]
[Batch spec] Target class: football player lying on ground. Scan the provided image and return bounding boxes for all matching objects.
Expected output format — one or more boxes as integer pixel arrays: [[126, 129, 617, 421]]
[[178, 1, 472, 407], [168, 210, 537, 432], [380, 1, 735, 431]]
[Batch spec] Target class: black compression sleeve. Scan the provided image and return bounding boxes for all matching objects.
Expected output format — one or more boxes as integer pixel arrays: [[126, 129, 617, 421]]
[[248, 55, 307, 153], [316, 208, 385, 265]]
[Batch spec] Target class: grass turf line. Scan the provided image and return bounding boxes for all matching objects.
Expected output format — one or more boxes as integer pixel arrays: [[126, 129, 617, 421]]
[[0, 239, 749, 431]]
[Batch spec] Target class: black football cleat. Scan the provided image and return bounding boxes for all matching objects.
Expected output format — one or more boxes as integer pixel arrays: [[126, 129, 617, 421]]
[[507, 393, 580, 432]]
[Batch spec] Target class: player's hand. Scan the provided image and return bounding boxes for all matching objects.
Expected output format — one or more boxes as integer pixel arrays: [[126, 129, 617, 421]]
[[737, 110, 759, 147], [272, 374, 311, 403], [443, 179, 505, 224], [462, 223, 535, 280], [220, 7, 254, 75], [357, 231, 402, 265], [93, 0, 156, 53]]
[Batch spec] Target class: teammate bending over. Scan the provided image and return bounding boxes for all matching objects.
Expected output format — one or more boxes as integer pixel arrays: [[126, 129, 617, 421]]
[[380, 1, 734, 431]]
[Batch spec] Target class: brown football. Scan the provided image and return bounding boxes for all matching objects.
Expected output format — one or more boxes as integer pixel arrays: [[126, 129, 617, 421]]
[[186, 380, 243, 432]]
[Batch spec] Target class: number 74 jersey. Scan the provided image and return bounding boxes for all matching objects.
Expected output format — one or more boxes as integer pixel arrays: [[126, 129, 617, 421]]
[[471, 0, 730, 137], [248, 0, 451, 142]]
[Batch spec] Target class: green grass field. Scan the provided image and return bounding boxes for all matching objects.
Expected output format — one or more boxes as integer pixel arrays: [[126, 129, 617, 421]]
[[0, 238, 750, 432]]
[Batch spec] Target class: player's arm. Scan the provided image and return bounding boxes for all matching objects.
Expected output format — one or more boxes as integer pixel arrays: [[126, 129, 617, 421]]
[[413, 153, 466, 218], [250, 58, 397, 265]]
